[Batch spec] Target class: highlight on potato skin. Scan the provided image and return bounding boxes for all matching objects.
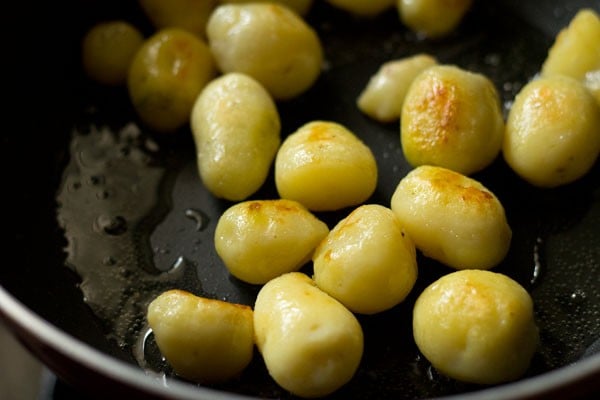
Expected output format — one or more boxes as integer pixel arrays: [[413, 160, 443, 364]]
[[413, 269, 539, 385], [214, 199, 329, 285], [254, 272, 364, 398], [391, 165, 512, 270], [146, 290, 254, 384]]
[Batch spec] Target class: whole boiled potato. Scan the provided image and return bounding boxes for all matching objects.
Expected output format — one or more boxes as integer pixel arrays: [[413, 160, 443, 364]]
[[503, 75, 600, 187], [215, 199, 329, 284], [81, 20, 144, 86], [541, 9, 600, 81], [128, 28, 216, 133], [147, 290, 254, 383], [397, 0, 474, 38], [191, 73, 281, 201], [357, 54, 438, 123], [138, 0, 218, 37], [401, 65, 504, 175], [326, 0, 395, 17], [219, 0, 314, 16], [275, 121, 378, 211], [313, 204, 418, 314], [254, 272, 363, 398], [413, 270, 539, 384], [391, 165, 511, 270], [206, 3, 323, 99]]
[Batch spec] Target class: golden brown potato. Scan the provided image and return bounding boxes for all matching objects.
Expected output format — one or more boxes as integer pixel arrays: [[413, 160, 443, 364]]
[[147, 290, 254, 383], [357, 54, 438, 123], [313, 204, 418, 314], [413, 270, 539, 384], [254, 272, 363, 398], [219, 0, 314, 16], [138, 0, 218, 37], [275, 121, 378, 211], [397, 0, 474, 38], [541, 9, 600, 81], [401, 65, 504, 175], [214, 199, 329, 284], [326, 0, 395, 17], [503, 75, 600, 187], [128, 28, 216, 133], [190, 73, 281, 201], [206, 3, 323, 100], [81, 20, 144, 86], [390, 165, 511, 270]]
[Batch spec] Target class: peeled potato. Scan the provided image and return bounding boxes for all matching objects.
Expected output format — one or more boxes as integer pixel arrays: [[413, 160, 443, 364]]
[[357, 54, 438, 123], [326, 0, 395, 17], [206, 3, 323, 100], [390, 165, 511, 270], [81, 20, 144, 86], [541, 9, 600, 81], [128, 28, 216, 133], [503, 75, 600, 188], [191, 73, 281, 201], [313, 204, 418, 314], [413, 269, 539, 384], [215, 199, 329, 284], [275, 121, 378, 211], [254, 272, 363, 398], [397, 0, 474, 38], [138, 0, 218, 37], [401, 64, 505, 175], [147, 290, 254, 383], [219, 0, 314, 16]]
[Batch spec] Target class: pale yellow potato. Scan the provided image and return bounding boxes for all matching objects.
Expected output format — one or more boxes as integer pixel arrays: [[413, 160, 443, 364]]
[[215, 199, 329, 284], [390, 165, 511, 270], [138, 0, 218, 37], [275, 121, 378, 211], [413, 270, 539, 384], [541, 9, 600, 81], [147, 290, 254, 383], [254, 272, 363, 398], [128, 28, 216, 133], [401, 65, 505, 175], [357, 54, 438, 123], [191, 73, 281, 201], [503, 75, 600, 188], [584, 69, 600, 107], [313, 204, 418, 314], [219, 0, 314, 16], [397, 0, 474, 38], [81, 20, 144, 86], [206, 3, 323, 100], [326, 0, 395, 17]]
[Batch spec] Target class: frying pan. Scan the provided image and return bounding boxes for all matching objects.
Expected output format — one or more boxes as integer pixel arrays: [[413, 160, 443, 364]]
[[1, 0, 599, 399]]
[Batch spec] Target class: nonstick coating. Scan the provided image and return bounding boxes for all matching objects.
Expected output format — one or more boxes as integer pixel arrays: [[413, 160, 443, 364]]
[[1, 0, 599, 399]]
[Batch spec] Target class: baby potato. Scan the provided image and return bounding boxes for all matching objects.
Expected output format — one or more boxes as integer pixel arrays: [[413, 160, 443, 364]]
[[357, 54, 438, 123], [397, 0, 474, 38], [147, 290, 254, 383], [219, 0, 314, 16], [326, 0, 395, 17], [413, 269, 539, 384], [313, 204, 418, 314], [254, 272, 364, 398], [206, 3, 323, 100], [191, 73, 281, 201], [503, 75, 600, 188], [215, 199, 329, 285], [390, 165, 511, 270], [128, 28, 216, 133], [275, 121, 378, 211], [541, 9, 600, 81], [81, 20, 144, 86], [138, 0, 218, 37], [401, 65, 505, 175]]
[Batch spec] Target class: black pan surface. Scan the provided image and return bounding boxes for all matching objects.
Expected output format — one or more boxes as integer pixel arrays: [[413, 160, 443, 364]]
[[1, 0, 599, 399]]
